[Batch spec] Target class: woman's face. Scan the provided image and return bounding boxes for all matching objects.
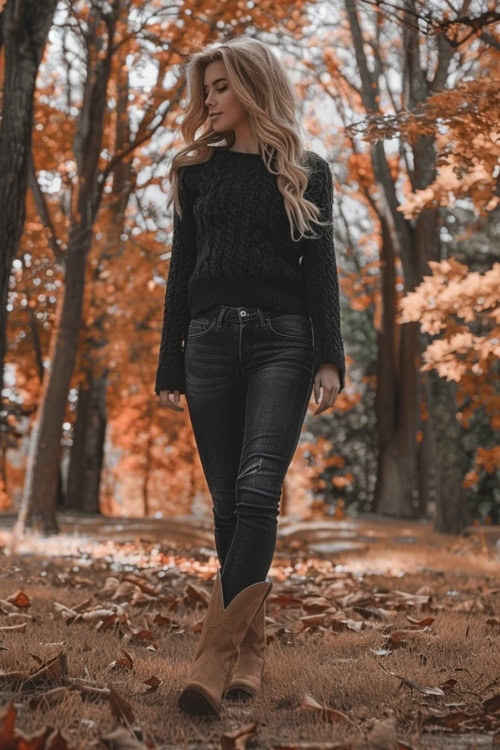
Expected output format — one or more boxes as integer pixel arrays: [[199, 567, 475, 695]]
[[203, 60, 249, 132]]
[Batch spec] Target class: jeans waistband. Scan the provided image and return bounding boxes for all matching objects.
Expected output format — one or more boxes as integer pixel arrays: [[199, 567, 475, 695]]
[[202, 303, 277, 327]]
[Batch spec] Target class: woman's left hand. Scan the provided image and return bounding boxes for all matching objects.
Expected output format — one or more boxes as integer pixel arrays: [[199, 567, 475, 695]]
[[313, 364, 340, 415]]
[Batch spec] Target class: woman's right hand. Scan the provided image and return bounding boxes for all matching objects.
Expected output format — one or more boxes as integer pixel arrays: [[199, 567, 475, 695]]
[[159, 389, 184, 411]]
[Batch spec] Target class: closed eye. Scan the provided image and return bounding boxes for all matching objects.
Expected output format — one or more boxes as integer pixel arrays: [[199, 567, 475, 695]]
[[204, 86, 227, 96]]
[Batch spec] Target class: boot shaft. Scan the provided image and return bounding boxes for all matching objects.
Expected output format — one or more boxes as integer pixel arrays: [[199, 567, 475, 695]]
[[195, 570, 272, 658]]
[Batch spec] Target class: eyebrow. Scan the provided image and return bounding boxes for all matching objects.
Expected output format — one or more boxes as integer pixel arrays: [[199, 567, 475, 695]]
[[203, 77, 227, 91]]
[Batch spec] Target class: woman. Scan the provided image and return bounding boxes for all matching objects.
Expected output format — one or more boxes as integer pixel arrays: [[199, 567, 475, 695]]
[[155, 36, 346, 717]]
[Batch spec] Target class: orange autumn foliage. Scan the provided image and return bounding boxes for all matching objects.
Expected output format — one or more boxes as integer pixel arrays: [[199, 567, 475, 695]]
[[398, 259, 500, 478], [398, 259, 499, 390]]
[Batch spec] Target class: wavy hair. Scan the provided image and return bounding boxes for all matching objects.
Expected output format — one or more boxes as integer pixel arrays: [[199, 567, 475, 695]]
[[167, 36, 331, 242]]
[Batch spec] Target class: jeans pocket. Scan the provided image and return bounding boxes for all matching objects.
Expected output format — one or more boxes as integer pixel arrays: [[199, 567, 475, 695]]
[[267, 313, 313, 344], [187, 314, 217, 339]]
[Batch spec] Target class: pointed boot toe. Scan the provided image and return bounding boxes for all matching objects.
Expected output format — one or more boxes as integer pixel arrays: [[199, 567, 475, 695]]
[[177, 670, 220, 716]]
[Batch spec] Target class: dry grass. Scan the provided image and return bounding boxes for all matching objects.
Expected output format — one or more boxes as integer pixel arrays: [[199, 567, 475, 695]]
[[0, 528, 499, 749]]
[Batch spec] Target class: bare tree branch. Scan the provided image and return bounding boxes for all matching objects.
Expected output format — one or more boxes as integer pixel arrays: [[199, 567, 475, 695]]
[[357, 0, 500, 48], [28, 150, 65, 266]]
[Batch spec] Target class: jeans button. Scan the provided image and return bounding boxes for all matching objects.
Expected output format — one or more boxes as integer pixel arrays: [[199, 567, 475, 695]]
[[240, 310, 247, 317]]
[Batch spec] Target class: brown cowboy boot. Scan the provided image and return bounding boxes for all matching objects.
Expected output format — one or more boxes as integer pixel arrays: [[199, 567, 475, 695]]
[[224, 596, 268, 700], [178, 569, 272, 717]]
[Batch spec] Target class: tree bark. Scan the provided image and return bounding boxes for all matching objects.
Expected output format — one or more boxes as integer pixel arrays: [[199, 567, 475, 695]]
[[66, 376, 107, 514], [373, 215, 416, 516], [142, 401, 153, 517], [430, 374, 470, 533], [0, 0, 58, 398], [416, 373, 433, 516]]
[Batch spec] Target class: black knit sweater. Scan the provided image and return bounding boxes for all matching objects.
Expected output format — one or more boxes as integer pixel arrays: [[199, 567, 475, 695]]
[[154, 147, 345, 395]]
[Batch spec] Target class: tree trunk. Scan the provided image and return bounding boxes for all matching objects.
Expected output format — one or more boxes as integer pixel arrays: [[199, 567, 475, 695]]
[[142, 401, 153, 517], [0, 0, 58, 398], [373, 216, 417, 516], [416, 373, 433, 517], [20, 244, 88, 532], [430, 373, 470, 533], [56, 464, 65, 511], [66, 375, 107, 514]]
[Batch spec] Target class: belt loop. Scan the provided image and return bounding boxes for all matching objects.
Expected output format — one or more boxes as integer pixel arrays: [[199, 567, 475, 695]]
[[257, 307, 265, 327], [216, 305, 227, 327]]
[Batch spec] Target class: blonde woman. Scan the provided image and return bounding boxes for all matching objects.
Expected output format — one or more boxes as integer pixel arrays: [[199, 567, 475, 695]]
[[155, 36, 345, 717]]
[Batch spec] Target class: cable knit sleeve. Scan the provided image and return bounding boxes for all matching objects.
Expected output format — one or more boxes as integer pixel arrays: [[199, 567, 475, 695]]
[[154, 166, 197, 395], [301, 155, 346, 393]]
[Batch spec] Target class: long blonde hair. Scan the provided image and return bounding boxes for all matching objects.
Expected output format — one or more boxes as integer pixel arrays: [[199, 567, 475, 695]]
[[167, 36, 332, 242]]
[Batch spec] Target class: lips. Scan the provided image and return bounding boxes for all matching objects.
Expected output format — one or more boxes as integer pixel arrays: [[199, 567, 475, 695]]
[[209, 112, 221, 118]]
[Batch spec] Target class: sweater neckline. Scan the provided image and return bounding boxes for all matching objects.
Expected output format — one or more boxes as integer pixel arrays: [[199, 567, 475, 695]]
[[214, 147, 261, 157]]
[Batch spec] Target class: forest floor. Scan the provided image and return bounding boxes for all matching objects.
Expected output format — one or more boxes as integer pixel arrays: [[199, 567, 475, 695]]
[[0, 514, 499, 750]]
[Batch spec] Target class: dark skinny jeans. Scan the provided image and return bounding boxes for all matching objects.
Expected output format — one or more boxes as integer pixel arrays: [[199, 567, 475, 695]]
[[184, 303, 314, 607]]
